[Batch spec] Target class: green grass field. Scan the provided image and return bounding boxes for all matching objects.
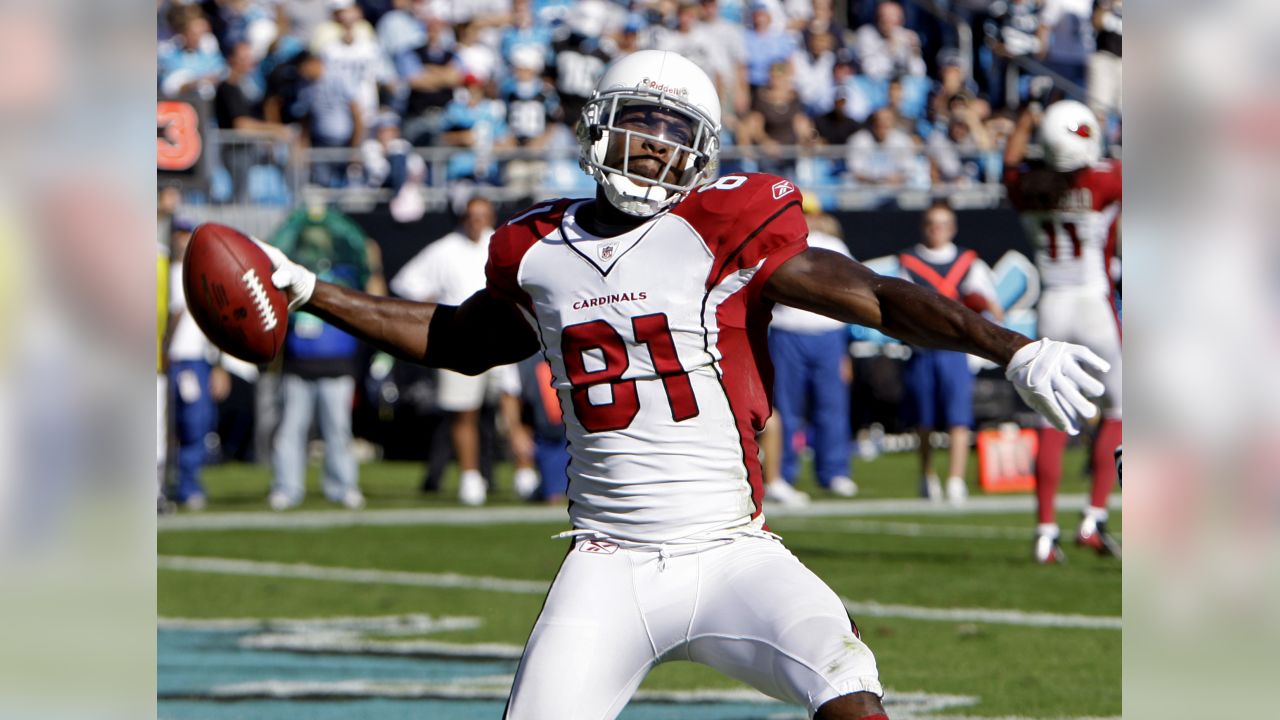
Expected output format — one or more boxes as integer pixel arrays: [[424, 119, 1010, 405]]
[[159, 447, 1120, 718]]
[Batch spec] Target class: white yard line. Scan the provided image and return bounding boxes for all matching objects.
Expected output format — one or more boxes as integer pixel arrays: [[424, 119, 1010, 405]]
[[158, 493, 1121, 532], [842, 598, 1121, 630], [780, 519, 1116, 541], [157, 555, 549, 594], [159, 555, 1120, 630]]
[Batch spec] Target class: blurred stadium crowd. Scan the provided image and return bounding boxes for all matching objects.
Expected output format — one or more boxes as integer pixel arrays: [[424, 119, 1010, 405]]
[[158, 0, 1121, 208]]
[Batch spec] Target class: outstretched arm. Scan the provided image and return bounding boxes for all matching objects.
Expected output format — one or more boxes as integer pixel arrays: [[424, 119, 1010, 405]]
[[303, 282, 538, 375], [259, 239, 539, 375], [765, 248, 1028, 365], [764, 248, 1108, 433]]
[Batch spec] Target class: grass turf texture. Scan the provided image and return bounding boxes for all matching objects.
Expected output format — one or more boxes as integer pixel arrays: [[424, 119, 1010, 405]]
[[161, 447, 1119, 717]]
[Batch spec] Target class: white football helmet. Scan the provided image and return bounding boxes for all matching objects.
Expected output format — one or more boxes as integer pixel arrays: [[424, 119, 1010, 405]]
[[1040, 99, 1103, 172], [577, 50, 722, 217]]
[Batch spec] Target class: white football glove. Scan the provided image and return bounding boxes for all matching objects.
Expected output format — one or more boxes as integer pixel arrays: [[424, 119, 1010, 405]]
[[1005, 339, 1109, 435], [251, 237, 316, 311]]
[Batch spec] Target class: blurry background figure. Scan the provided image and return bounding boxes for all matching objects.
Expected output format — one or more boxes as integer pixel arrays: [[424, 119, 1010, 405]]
[[982, 0, 1050, 109], [295, 49, 364, 186], [742, 2, 797, 100], [360, 110, 428, 220], [897, 203, 1003, 504], [927, 95, 995, 186], [390, 197, 533, 505], [1004, 101, 1122, 563], [516, 357, 571, 504], [549, 0, 615, 124], [439, 74, 513, 190], [215, 40, 299, 203], [156, 227, 171, 513], [163, 219, 231, 511], [847, 106, 924, 190], [268, 200, 386, 510], [500, 44, 562, 201], [1088, 0, 1122, 138], [766, 197, 857, 503], [158, 5, 226, 100], [739, 60, 814, 177], [852, 0, 926, 81]]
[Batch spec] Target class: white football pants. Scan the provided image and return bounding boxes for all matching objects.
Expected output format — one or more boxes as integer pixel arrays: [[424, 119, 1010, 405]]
[[504, 534, 882, 719], [1037, 287, 1123, 418]]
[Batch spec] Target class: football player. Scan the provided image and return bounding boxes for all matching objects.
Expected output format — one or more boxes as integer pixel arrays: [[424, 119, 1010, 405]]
[[257, 51, 1109, 720], [1004, 99, 1123, 563]]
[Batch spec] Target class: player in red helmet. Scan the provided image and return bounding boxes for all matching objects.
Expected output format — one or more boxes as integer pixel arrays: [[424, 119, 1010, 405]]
[[1004, 99, 1123, 563], [256, 51, 1109, 719]]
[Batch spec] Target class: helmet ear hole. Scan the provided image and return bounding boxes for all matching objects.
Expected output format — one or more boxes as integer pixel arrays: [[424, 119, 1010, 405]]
[[591, 125, 604, 142]]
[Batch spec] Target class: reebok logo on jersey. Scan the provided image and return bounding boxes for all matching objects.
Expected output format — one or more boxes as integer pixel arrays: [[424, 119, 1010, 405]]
[[578, 540, 618, 554], [771, 180, 794, 200]]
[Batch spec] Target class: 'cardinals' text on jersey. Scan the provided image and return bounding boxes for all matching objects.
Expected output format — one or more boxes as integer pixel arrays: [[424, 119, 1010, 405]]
[[486, 173, 807, 543], [1005, 159, 1121, 293]]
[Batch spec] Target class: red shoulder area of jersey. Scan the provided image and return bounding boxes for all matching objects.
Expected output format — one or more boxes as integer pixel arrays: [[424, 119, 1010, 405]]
[[1076, 159, 1122, 209], [671, 173, 801, 244], [486, 198, 574, 307], [672, 173, 808, 292]]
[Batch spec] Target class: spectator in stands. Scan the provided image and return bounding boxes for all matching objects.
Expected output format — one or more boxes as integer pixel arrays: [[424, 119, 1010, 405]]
[[215, 41, 298, 202], [898, 203, 1003, 503], [792, 23, 841, 116], [739, 61, 815, 175], [295, 51, 364, 186], [983, 108, 1019, 149], [613, 16, 649, 57], [846, 106, 921, 187], [654, 1, 721, 89], [832, 57, 877, 123], [268, 201, 386, 511], [926, 48, 989, 131], [743, 2, 797, 98], [454, 19, 501, 86], [983, 0, 1050, 108], [853, 1, 926, 82], [376, 0, 428, 65], [886, 76, 924, 136], [439, 76, 513, 186], [767, 200, 858, 501], [1039, 0, 1092, 92], [927, 96, 996, 186], [501, 44, 563, 198], [264, 49, 315, 126], [360, 110, 426, 194], [400, 8, 463, 144], [500, 0, 553, 68], [549, 0, 616, 125], [312, 0, 389, 140], [389, 198, 524, 506], [203, 0, 278, 60], [699, 0, 752, 120], [813, 85, 861, 145], [1089, 0, 1122, 128], [158, 7, 226, 100]]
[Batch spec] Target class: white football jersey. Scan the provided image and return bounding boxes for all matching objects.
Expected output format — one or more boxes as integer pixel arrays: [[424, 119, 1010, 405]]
[[487, 174, 809, 543], [1006, 159, 1122, 294]]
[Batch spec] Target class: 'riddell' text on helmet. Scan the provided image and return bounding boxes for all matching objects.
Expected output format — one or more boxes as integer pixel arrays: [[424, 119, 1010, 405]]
[[1040, 100, 1103, 173], [577, 50, 722, 217]]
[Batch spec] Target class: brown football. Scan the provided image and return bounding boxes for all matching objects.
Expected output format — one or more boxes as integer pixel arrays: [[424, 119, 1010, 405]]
[[182, 223, 288, 364]]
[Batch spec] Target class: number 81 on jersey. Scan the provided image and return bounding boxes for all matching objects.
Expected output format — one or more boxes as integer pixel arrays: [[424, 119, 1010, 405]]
[[561, 313, 700, 433]]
